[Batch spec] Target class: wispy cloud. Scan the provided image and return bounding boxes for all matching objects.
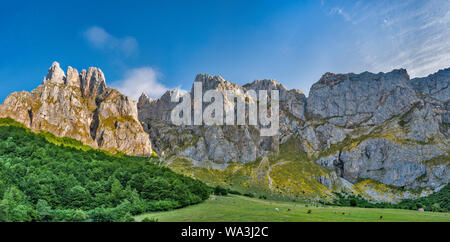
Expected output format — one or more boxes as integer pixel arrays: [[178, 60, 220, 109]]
[[329, 7, 352, 23], [84, 26, 138, 57], [324, 0, 450, 77], [110, 67, 170, 100]]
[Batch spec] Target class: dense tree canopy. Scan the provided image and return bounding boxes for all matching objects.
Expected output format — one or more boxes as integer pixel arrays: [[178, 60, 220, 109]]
[[0, 123, 210, 222]]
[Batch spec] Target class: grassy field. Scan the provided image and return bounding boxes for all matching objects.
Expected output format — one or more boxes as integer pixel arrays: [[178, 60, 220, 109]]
[[136, 195, 450, 222]]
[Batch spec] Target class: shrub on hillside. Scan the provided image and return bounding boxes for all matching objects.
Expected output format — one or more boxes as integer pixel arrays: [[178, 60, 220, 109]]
[[227, 189, 242, 195], [214, 186, 228, 196]]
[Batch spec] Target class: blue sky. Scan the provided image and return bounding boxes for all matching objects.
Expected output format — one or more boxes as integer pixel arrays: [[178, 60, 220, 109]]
[[1, 0, 449, 101]]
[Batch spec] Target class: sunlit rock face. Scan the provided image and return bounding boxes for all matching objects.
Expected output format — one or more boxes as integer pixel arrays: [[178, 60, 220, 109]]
[[0, 62, 152, 156]]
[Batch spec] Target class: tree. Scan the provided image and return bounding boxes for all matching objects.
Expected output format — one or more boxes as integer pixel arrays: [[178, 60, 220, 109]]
[[111, 200, 134, 222], [111, 178, 124, 205], [3, 186, 26, 206], [72, 209, 88, 222], [432, 203, 441, 212], [66, 185, 91, 209], [129, 189, 147, 215], [36, 199, 53, 221], [0, 199, 9, 222], [142, 177, 171, 200], [10, 204, 33, 222]]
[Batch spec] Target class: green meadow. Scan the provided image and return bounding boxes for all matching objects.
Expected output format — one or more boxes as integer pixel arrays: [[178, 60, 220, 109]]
[[136, 194, 450, 222]]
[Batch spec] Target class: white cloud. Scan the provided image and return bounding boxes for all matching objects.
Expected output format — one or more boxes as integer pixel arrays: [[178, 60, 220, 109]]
[[84, 26, 138, 57], [111, 67, 169, 100]]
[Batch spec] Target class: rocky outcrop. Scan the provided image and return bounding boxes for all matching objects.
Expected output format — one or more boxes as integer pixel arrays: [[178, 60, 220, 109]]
[[0, 62, 152, 156], [409, 68, 450, 123], [409, 68, 450, 103], [306, 69, 419, 127], [138, 90, 182, 122], [244, 79, 306, 120], [308, 69, 449, 190], [317, 138, 447, 189], [138, 74, 306, 164], [80, 67, 107, 97]]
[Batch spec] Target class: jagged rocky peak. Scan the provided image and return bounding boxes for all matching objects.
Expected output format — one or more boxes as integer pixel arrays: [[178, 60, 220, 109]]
[[244, 79, 307, 120], [290, 88, 305, 96], [409, 68, 450, 124], [315, 72, 345, 87], [97, 89, 139, 119], [162, 89, 185, 99], [80, 67, 107, 96], [139, 89, 184, 107], [66, 66, 80, 87], [410, 67, 450, 103], [244, 79, 288, 92], [245, 79, 304, 99], [194, 73, 225, 85], [194, 73, 243, 92], [45, 61, 66, 84], [138, 89, 184, 122], [138, 92, 150, 106], [316, 69, 410, 88], [307, 68, 417, 126], [43, 62, 107, 96]]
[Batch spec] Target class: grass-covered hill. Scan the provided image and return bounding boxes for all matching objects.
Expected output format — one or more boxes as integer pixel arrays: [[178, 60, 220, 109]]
[[0, 118, 210, 222]]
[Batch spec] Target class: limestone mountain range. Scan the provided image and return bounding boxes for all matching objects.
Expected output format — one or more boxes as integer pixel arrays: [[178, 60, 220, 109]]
[[1, 62, 449, 201]]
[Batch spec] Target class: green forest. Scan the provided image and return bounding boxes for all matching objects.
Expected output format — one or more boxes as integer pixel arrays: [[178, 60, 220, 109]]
[[0, 120, 210, 222]]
